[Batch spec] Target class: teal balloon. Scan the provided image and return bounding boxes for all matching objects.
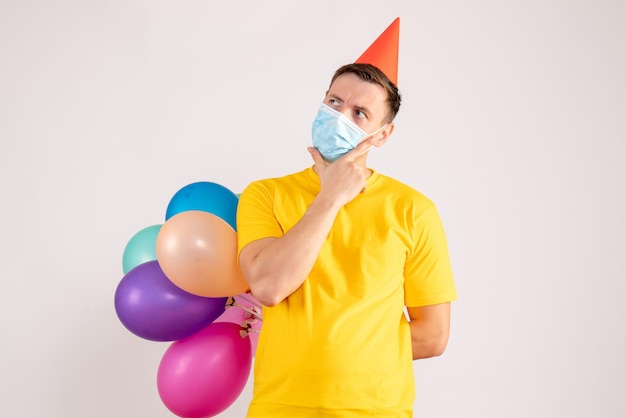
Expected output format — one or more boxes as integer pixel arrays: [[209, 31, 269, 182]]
[[165, 182, 239, 231], [122, 224, 162, 274]]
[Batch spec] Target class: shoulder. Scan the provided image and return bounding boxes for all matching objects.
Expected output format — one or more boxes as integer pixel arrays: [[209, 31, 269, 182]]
[[241, 167, 315, 198], [374, 172, 436, 214], [244, 167, 310, 188]]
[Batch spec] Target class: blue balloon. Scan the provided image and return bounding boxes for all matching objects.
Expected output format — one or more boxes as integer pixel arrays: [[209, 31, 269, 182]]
[[122, 224, 162, 274], [114, 261, 228, 342], [165, 182, 239, 231]]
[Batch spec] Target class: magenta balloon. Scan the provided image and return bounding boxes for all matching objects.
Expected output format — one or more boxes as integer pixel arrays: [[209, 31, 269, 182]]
[[114, 260, 227, 342], [157, 322, 252, 418]]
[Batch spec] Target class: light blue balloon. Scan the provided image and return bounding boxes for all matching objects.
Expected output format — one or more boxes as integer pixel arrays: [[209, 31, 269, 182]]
[[165, 182, 239, 231], [122, 224, 162, 274]]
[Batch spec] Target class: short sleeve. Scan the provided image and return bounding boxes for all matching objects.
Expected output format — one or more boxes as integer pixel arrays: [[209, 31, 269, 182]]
[[404, 204, 457, 307], [236, 181, 284, 260]]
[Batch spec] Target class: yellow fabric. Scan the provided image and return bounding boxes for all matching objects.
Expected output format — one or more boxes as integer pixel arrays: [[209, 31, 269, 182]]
[[237, 167, 457, 417]]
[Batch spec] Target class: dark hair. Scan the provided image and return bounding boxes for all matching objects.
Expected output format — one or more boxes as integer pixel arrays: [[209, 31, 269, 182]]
[[329, 63, 402, 122]]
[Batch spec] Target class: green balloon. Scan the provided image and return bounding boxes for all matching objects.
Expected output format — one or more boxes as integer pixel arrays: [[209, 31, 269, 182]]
[[122, 224, 162, 274]]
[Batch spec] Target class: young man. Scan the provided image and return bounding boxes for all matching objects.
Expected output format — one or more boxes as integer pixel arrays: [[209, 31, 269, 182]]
[[237, 19, 457, 417]]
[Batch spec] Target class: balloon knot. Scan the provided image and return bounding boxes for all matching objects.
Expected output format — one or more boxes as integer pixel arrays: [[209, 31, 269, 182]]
[[238, 306, 262, 338], [225, 296, 236, 308]]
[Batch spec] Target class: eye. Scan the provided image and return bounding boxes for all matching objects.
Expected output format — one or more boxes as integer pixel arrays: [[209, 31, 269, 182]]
[[328, 98, 340, 107], [355, 109, 367, 119]]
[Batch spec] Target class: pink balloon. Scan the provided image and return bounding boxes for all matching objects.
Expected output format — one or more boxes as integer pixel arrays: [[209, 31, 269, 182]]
[[215, 293, 262, 357], [157, 322, 252, 418]]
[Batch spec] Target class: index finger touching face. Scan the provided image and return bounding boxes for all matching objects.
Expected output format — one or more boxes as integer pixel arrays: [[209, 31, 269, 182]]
[[342, 136, 375, 161]]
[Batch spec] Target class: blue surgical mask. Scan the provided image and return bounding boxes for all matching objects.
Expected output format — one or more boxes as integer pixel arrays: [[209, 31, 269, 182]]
[[311, 103, 386, 162]]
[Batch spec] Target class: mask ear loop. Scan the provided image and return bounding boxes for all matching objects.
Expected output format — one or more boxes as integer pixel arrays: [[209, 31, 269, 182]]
[[353, 123, 390, 157], [366, 122, 389, 140]]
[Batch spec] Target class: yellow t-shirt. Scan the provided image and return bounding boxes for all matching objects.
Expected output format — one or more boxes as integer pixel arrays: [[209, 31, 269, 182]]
[[237, 167, 457, 417]]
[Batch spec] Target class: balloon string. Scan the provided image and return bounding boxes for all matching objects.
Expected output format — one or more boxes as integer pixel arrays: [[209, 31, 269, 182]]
[[237, 293, 263, 310], [234, 302, 263, 321], [238, 317, 261, 339], [225, 297, 263, 321], [239, 321, 261, 338]]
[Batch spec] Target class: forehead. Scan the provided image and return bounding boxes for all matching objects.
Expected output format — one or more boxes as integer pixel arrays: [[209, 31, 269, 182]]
[[327, 73, 388, 115]]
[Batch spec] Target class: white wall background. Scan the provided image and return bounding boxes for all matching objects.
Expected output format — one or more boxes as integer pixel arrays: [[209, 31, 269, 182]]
[[1, 1, 624, 417]]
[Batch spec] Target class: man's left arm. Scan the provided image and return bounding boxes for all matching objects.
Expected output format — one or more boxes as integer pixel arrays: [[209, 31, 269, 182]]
[[407, 302, 451, 360]]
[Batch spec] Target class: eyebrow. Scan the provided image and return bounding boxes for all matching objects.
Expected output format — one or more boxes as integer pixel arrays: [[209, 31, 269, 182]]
[[354, 104, 371, 116], [327, 94, 344, 104], [327, 94, 372, 116]]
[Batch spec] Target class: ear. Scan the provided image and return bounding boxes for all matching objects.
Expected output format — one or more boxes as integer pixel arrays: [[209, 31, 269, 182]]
[[372, 123, 394, 147]]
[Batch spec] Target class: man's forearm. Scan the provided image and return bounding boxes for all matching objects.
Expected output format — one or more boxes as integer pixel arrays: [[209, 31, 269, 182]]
[[407, 303, 451, 360], [240, 196, 341, 306]]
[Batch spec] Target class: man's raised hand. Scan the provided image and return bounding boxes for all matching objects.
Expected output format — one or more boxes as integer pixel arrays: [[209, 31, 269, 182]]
[[307, 137, 375, 208]]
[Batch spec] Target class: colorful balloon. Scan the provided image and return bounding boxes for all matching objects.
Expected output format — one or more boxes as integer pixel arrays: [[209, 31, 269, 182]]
[[122, 224, 162, 274], [157, 322, 252, 418], [156, 210, 249, 297], [114, 260, 227, 341], [165, 181, 239, 231]]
